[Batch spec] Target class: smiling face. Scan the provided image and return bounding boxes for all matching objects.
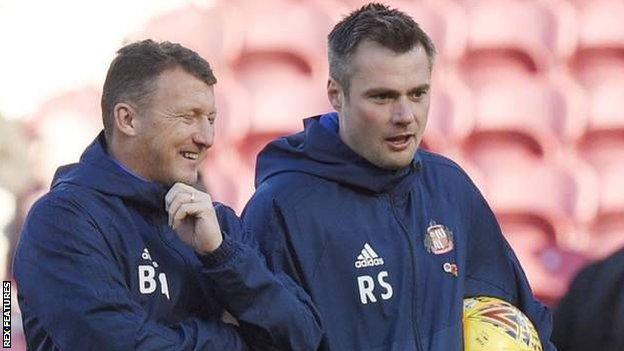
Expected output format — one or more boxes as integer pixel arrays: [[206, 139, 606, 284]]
[[132, 67, 216, 186], [328, 40, 432, 170]]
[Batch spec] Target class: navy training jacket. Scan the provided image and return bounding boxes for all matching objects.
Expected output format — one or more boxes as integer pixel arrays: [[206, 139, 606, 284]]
[[242, 115, 556, 351], [13, 132, 323, 350], [552, 247, 624, 351]]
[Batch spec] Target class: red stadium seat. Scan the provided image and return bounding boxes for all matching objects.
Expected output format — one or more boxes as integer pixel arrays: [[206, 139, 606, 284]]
[[579, 134, 624, 258], [487, 155, 598, 300], [234, 0, 332, 82], [464, 133, 544, 172], [585, 214, 624, 260], [573, 56, 624, 133], [463, 0, 577, 72], [573, 0, 624, 53], [212, 76, 252, 145], [462, 70, 586, 158], [585, 77, 624, 132], [572, 57, 624, 259], [500, 215, 588, 303], [476, 157, 599, 249], [128, 2, 245, 68], [582, 135, 624, 214], [228, 0, 334, 136], [233, 55, 330, 136], [423, 73, 475, 153], [481, 160, 572, 225]]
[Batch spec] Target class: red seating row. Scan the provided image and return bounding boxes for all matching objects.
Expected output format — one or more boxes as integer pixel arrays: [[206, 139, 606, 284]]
[[129, 0, 624, 74]]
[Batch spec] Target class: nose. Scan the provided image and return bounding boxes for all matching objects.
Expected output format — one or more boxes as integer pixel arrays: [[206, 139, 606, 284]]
[[192, 117, 214, 149], [391, 98, 414, 125]]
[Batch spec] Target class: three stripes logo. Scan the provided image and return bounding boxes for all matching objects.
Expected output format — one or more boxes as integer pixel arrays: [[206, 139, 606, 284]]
[[355, 242, 385, 268]]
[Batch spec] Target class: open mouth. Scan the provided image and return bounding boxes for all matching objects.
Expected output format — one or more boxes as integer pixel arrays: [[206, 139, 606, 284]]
[[385, 134, 414, 150], [180, 151, 199, 160]]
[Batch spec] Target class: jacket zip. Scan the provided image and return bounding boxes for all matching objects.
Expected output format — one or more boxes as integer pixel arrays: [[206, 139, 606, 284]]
[[388, 194, 423, 351]]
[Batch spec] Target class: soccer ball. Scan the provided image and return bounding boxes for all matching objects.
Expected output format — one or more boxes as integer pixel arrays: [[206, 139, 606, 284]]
[[463, 296, 543, 351]]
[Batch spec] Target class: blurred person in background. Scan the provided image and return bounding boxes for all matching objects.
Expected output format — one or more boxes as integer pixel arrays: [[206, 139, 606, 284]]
[[552, 246, 624, 351], [0, 116, 32, 281], [242, 3, 556, 350], [13, 39, 323, 350]]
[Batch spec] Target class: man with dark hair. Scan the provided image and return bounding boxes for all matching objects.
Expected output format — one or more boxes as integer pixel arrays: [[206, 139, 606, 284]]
[[14, 39, 323, 350], [243, 3, 556, 350]]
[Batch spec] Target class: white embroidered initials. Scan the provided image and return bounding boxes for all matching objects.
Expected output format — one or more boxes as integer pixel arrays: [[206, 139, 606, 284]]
[[138, 248, 170, 299]]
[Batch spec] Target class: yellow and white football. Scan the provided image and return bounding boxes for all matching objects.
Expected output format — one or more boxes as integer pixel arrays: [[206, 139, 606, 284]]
[[463, 296, 543, 351]]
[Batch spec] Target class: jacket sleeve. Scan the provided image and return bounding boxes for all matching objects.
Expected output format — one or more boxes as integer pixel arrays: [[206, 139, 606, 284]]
[[240, 189, 330, 351], [463, 186, 557, 351], [13, 196, 249, 351], [552, 250, 624, 351], [202, 203, 324, 351], [551, 262, 598, 351]]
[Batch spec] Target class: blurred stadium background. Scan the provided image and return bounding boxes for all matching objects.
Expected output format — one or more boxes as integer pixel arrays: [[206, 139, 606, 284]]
[[1, 0, 623, 348]]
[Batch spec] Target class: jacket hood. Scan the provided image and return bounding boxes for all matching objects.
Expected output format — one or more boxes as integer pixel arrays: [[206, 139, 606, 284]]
[[255, 114, 422, 194], [51, 132, 168, 210]]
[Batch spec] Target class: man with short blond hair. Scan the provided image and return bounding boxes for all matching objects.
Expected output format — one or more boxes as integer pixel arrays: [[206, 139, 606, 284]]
[[14, 39, 323, 351]]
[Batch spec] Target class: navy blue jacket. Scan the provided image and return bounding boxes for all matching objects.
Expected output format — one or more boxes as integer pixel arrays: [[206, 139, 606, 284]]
[[13, 133, 323, 350], [552, 247, 624, 351], [242, 115, 556, 350]]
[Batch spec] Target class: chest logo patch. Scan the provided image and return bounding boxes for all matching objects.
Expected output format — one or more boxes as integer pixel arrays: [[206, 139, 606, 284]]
[[424, 220, 454, 255]]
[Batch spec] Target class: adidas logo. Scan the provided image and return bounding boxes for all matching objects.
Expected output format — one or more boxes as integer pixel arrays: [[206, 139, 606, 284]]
[[354, 242, 384, 268]]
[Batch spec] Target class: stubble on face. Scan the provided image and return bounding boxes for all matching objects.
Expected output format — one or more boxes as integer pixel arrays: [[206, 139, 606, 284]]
[[337, 41, 432, 170], [133, 68, 216, 186]]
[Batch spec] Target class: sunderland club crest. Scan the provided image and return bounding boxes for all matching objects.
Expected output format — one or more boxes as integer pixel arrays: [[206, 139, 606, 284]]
[[424, 220, 454, 255]]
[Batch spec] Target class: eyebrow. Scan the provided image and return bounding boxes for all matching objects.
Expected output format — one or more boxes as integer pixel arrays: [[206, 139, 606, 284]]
[[176, 107, 217, 116], [364, 84, 430, 96]]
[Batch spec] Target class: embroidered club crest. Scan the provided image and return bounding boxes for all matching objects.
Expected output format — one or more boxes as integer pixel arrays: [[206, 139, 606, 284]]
[[424, 221, 454, 255]]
